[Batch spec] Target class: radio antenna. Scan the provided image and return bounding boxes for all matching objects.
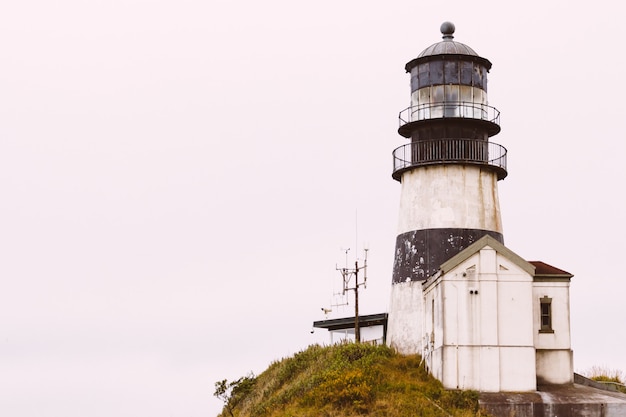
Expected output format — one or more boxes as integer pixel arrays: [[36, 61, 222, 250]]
[[335, 247, 368, 342]]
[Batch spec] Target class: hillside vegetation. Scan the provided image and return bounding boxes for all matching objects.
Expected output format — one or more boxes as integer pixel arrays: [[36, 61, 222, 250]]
[[584, 366, 626, 394], [215, 343, 485, 417]]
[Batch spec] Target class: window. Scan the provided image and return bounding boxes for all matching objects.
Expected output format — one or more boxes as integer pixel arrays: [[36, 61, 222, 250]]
[[539, 296, 554, 333]]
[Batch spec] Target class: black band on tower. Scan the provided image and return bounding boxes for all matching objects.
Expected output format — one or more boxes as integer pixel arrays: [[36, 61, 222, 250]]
[[392, 228, 504, 283]]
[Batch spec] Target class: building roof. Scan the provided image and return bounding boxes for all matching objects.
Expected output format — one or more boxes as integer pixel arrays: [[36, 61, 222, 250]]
[[421, 235, 573, 288], [405, 22, 492, 72], [529, 261, 573, 280], [312, 313, 388, 332], [417, 22, 479, 58], [437, 234, 536, 277]]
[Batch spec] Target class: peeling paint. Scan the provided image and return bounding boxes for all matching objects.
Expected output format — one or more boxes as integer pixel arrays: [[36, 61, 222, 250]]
[[392, 228, 503, 283]]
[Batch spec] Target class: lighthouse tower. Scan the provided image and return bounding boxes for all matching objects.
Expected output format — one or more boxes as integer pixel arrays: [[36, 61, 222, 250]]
[[386, 22, 508, 354]]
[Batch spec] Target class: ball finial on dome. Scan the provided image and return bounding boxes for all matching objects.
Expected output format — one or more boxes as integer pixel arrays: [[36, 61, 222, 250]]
[[440, 21, 455, 39]]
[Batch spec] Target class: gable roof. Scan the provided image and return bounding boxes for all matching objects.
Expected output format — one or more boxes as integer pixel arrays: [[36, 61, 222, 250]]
[[438, 234, 536, 276]]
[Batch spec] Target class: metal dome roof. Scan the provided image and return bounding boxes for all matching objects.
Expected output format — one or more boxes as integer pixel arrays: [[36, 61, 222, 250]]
[[417, 22, 479, 58], [405, 22, 492, 72]]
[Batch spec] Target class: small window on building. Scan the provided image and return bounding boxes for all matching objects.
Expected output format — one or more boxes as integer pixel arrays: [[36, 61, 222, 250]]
[[539, 296, 554, 333]]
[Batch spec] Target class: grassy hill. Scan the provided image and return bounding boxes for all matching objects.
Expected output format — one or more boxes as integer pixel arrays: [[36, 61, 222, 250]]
[[214, 343, 486, 417]]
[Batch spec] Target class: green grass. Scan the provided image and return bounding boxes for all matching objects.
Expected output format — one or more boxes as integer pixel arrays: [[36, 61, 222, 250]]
[[216, 343, 486, 417]]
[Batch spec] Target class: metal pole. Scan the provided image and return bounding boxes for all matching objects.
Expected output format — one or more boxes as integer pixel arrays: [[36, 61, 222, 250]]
[[354, 260, 360, 343]]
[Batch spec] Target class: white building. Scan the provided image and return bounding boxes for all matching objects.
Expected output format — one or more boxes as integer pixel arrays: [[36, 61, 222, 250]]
[[312, 313, 388, 345], [421, 235, 573, 391]]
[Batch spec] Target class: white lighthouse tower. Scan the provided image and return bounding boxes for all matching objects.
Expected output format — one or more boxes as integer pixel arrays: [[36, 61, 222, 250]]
[[385, 23, 577, 394], [386, 22, 508, 355], [313, 21, 625, 410]]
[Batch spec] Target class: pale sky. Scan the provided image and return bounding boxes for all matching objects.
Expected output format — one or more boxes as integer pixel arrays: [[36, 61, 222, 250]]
[[0, 1, 624, 416]]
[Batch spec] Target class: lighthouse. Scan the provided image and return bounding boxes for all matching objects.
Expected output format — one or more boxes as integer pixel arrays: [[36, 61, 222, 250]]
[[314, 21, 605, 407], [311, 21, 580, 398], [386, 22, 508, 354], [385, 23, 575, 393]]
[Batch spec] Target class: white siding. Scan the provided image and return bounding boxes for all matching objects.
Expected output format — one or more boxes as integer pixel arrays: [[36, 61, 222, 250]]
[[533, 280, 574, 384], [424, 246, 537, 392]]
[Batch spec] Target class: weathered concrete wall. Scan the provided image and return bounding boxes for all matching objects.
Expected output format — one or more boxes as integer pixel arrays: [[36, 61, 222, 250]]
[[386, 281, 424, 355], [397, 165, 502, 234], [574, 373, 623, 392], [536, 350, 574, 385], [480, 384, 626, 417]]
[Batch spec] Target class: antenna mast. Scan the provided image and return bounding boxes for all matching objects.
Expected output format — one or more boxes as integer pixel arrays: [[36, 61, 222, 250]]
[[336, 248, 368, 342]]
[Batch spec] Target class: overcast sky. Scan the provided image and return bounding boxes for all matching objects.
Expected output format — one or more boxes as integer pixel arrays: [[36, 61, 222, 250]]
[[0, 1, 624, 416]]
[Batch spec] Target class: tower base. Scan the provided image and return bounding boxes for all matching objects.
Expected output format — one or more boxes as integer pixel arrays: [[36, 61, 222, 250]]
[[386, 280, 424, 355]]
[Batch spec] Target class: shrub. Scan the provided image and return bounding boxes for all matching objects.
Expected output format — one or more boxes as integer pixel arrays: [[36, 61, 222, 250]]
[[441, 389, 479, 412], [214, 374, 256, 417], [312, 368, 375, 408]]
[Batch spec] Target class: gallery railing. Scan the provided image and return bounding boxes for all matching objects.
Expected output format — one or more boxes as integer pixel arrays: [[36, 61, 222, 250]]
[[398, 101, 500, 127], [392, 139, 507, 181]]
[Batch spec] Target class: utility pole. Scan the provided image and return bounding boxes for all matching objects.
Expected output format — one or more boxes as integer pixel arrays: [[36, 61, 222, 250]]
[[337, 249, 368, 342]]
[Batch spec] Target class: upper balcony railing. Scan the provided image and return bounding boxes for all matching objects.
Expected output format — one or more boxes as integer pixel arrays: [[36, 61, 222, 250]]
[[398, 101, 501, 136], [392, 138, 507, 181]]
